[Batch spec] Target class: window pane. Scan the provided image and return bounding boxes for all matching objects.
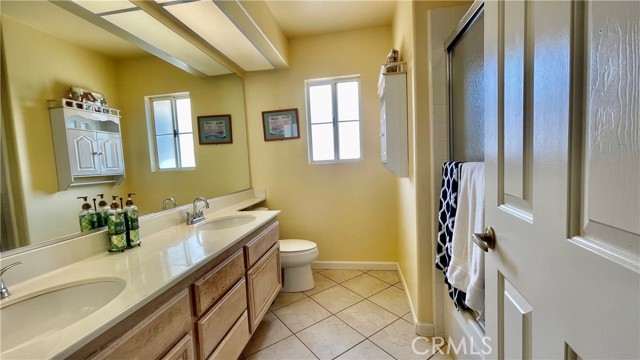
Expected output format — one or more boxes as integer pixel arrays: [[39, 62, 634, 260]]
[[309, 85, 332, 124], [152, 100, 173, 135], [311, 123, 335, 161], [337, 81, 359, 121], [176, 98, 192, 133], [179, 133, 195, 168], [156, 134, 177, 169], [338, 122, 361, 160]]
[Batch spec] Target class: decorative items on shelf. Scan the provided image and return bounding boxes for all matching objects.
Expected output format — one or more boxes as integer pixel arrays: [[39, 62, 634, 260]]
[[382, 49, 406, 74]]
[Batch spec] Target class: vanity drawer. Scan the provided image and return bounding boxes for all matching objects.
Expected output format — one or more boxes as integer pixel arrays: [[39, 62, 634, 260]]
[[192, 249, 245, 316], [196, 277, 247, 359], [244, 221, 279, 268], [92, 290, 192, 360], [207, 311, 250, 360], [160, 332, 196, 360], [246, 243, 282, 333]]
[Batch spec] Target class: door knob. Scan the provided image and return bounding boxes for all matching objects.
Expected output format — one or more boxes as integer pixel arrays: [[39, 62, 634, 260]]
[[473, 227, 496, 252]]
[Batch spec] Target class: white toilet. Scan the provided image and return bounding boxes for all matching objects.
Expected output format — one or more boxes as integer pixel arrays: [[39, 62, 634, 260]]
[[279, 239, 319, 292]]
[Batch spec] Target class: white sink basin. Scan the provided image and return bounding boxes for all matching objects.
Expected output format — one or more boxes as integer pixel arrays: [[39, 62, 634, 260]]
[[197, 215, 256, 231], [0, 280, 125, 352]]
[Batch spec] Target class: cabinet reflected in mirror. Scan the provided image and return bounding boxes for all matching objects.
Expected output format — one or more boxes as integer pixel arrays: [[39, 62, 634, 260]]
[[1, 7, 250, 252]]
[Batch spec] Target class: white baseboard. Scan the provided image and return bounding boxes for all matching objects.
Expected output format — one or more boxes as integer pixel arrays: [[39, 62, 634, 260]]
[[395, 263, 435, 337], [311, 261, 398, 271]]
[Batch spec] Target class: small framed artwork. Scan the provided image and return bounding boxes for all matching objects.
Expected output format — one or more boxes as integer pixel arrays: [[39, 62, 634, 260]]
[[197, 114, 232, 145], [262, 108, 300, 141]]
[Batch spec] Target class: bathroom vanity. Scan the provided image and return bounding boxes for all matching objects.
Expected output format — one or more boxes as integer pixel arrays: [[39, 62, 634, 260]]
[[72, 220, 280, 360], [0, 190, 280, 360]]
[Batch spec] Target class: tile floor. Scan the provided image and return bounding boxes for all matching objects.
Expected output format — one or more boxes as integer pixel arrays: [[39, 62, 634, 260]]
[[241, 269, 452, 360]]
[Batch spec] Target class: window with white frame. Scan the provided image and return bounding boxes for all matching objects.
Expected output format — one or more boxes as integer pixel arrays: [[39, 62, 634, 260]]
[[147, 93, 196, 170], [306, 77, 361, 163]]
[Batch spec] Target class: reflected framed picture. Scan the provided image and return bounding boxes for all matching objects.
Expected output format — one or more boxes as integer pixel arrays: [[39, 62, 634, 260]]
[[197, 114, 232, 145], [262, 108, 300, 141]]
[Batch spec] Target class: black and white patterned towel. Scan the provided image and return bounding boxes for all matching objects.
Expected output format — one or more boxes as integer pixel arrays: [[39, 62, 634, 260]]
[[435, 161, 469, 310]]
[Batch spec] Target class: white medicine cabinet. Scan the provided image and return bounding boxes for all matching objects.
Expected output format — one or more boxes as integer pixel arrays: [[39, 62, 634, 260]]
[[48, 99, 125, 190], [378, 63, 408, 177]]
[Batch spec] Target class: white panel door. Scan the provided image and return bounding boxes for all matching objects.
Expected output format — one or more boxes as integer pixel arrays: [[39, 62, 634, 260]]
[[483, 1, 639, 359]]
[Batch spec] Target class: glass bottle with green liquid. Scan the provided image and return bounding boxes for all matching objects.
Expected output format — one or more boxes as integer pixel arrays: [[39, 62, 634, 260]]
[[107, 196, 126, 252]]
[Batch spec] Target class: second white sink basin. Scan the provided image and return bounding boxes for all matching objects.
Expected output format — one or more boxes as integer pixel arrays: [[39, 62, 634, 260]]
[[197, 215, 256, 231], [0, 279, 125, 352]]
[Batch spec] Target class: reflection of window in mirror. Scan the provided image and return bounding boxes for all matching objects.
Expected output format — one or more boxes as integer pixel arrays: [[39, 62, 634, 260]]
[[305, 76, 361, 163], [146, 93, 196, 171]]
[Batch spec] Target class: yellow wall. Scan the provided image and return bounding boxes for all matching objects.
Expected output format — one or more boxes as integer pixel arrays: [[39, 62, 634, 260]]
[[244, 26, 398, 262], [392, 0, 471, 329], [1, 16, 127, 243], [1, 16, 251, 245], [115, 57, 250, 212]]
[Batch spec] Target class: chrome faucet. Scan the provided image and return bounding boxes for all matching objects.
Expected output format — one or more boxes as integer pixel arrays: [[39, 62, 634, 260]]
[[1, 261, 22, 299], [185, 197, 209, 225], [162, 197, 178, 210]]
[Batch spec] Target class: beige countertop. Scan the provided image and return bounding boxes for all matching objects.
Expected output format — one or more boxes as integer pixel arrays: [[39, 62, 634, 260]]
[[0, 203, 279, 359]]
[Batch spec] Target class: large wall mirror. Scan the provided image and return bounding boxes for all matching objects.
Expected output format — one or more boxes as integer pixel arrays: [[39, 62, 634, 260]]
[[0, 2, 251, 253]]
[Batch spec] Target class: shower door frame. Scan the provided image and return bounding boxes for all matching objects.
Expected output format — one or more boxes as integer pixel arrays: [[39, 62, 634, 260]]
[[445, 0, 485, 162]]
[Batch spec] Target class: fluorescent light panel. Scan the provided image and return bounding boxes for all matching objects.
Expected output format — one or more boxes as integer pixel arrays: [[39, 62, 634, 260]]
[[162, 1, 273, 71], [102, 10, 231, 76], [73, 1, 136, 14]]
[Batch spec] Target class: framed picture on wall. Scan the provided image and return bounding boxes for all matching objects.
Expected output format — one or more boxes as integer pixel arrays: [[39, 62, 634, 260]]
[[262, 108, 300, 141], [197, 114, 232, 145]]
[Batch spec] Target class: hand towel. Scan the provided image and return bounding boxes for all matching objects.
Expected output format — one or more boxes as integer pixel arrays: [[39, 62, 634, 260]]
[[435, 161, 469, 310], [446, 162, 485, 312]]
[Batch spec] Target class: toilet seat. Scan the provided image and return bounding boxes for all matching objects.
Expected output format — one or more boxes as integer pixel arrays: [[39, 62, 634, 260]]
[[280, 239, 317, 253]]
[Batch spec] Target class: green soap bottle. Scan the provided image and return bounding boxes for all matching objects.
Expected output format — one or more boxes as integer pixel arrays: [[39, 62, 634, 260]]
[[107, 196, 126, 252], [96, 194, 109, 228], [124, 193, 141, 247], [77, 196, 97, 232]]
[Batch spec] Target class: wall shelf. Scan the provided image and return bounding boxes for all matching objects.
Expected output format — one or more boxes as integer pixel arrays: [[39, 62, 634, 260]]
[[378, 63, 409, 177], [48, 100, 126, 190]]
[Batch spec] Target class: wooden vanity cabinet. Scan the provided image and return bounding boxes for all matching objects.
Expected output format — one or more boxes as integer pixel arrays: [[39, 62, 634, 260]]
[[244, 222, 282, 333], [71, 219, 280, 360], [90, 290, 193, 360], [192, 250, 245, 317]]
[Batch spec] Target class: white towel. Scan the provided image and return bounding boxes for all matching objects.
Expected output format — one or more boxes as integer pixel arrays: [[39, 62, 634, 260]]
[[446, 162, 485, 312]]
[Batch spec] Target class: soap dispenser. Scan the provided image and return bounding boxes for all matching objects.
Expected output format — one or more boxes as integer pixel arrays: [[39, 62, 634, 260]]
[[96, 194, 110, 228], [77, 196, 97, 232], [107, 196, 126, 252], [124, 193, 141, 247]]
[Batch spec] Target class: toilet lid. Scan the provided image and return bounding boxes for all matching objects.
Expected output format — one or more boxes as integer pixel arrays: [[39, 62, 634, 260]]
[[280, 239, 317, 252]]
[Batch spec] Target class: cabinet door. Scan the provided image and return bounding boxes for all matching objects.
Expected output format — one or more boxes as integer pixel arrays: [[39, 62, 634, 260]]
[[246, 244, 281, 333], [98, 133, 125, 175], [67, 129, 100, 176]]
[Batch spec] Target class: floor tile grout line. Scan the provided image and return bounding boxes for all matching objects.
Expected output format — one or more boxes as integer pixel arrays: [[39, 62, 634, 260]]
[[251, 270, 421, 360], [270, 293, 310, 311], [271, 301, 332, 336]]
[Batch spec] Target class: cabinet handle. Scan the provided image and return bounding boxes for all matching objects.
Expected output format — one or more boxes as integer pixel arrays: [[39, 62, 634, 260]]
[[93, 152, 103, 156]]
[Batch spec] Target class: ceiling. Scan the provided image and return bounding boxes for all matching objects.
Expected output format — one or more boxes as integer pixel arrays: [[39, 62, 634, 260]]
[[265, 0, 396, 38], [1, 0, 397, 72]]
